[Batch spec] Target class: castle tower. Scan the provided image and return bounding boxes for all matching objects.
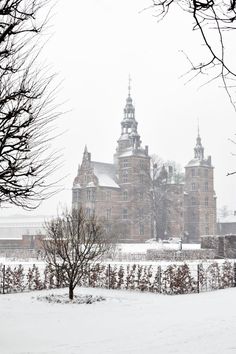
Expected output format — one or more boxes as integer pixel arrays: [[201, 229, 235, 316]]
[[184, 130, 217, 242], [114, 78, 152, 242]]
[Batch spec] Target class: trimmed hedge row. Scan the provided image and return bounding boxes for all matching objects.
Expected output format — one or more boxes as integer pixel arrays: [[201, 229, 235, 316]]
[[0, 261, 235, 295]]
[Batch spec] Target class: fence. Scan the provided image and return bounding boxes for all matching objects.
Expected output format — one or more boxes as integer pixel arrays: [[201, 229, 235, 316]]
[[0, 261, 236, 295]]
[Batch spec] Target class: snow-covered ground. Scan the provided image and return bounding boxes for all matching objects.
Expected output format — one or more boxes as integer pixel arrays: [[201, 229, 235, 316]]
[[117, 242, 201, 253], [1, 286, 236, 354]]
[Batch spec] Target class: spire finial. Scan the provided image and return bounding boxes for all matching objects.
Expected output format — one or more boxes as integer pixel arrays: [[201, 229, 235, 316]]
[[128, 74, 131, 97], [194, 121, 204, 160]]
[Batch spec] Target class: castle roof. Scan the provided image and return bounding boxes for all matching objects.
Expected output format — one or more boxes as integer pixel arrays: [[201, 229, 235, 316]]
[[118, 147, 147, 158], [91, 161, 120, 189], [185, 158, 212, 168]]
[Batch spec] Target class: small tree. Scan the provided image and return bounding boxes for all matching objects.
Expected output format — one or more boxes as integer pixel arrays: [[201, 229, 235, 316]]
[[43, 207, 111, 300]]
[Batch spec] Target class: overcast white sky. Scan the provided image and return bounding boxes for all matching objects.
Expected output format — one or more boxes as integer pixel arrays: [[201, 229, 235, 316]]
[[2, 0, 236, 217]]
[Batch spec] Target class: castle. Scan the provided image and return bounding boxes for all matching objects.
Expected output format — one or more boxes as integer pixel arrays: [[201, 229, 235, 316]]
[[72, 84, 217, 243]]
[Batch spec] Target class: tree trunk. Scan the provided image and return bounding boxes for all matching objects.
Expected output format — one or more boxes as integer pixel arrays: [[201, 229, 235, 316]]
[[69, 284, 74, 300]]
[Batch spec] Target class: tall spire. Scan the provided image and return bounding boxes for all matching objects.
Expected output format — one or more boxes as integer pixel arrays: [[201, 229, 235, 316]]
[[116, 78, 142, 152], [83, 145, 91, 162], [194, 123, 204, 160], [128, 74, 131, 97], [124, 75, 135, 121]]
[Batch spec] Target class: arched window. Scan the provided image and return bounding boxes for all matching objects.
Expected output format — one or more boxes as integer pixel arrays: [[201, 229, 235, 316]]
[[139, 223, 144, 235], [123, 190, 128, 201]]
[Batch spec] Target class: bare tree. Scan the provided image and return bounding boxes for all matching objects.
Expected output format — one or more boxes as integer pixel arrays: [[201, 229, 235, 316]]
[[150, 155, 184, 240], [0, 0, 60, 209], [43, 207, 112, 300], [146, 0, 236, 108]]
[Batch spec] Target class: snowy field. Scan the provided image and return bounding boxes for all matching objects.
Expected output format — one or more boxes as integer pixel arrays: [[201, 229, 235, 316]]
[[1, 286, 236, 354]]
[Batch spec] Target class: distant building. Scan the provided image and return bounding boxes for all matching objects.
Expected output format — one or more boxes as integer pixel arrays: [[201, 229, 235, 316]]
[[0, 215, 48, 239], [0, 215, 50, 257], [72, 83, 217, 243], [217, 212, 236, 235]]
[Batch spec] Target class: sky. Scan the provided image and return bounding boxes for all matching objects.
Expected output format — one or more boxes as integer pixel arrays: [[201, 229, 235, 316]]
[[2, 0, 236, 217]]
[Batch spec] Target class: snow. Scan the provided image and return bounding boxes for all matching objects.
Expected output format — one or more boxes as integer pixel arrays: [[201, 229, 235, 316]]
[[218, 214, 236, 223], [118, 149, 146, 158], [117, 242, 201, 253], [1, 286, 236, 354], [96, 173, 120, 188], [91, 161, 120, 189]]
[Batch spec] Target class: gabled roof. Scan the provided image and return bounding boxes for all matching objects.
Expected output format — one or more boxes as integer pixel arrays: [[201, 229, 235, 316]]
[[91, 161, 120, 189]]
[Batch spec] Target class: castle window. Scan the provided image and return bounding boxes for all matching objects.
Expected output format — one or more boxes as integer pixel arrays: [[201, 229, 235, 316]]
[[205, 226, 209, 235], [138, 208, 144, 219], [204, 182, 208, 192], [92, 190, 96, 201], [204, 169, 208, 178], [191, 197, 196, 206], [139, 223, 144, 235], [87, 190, 91, 201], [122, 208, 128, 220], [122, 170, 128, 183], [191, 169, 196, 177], [140, 161, 145, 170], [123, 190, 128, 201], [106, 209, 111, 220], [105, 191, 111, 201], [123, 159, 129, 168], [72, 190, 80, 203], [86, 208, 93, 217], [105, 224, 111, 233], [205, 213, 209, 222], [205, 197, 208, 206], [192, 183, 196, 191]]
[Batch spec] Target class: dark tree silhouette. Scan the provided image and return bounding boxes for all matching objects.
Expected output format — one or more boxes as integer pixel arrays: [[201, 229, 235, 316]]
[[0, 0, 60, 209], [147, 0, 236, 108], [42, 208, 112, 300]]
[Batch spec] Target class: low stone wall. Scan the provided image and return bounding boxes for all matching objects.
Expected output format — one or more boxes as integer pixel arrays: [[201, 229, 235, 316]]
[[146, 248, 217, 261]]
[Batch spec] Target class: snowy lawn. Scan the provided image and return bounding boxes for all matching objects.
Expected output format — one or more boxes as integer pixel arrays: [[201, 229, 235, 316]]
[[1, 287, 236, 354]]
